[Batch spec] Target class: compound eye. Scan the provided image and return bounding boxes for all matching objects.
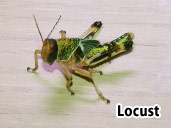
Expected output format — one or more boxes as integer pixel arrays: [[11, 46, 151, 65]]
[[50, 43, 54, 48]]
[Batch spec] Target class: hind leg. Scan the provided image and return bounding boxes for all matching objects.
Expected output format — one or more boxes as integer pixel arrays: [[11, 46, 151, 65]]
[[70, 66, 110, 104], [88, 68, 103, 75], [80, 21, 102, 39], [59, 30, 66, 39], [92, 81, 110, 104]]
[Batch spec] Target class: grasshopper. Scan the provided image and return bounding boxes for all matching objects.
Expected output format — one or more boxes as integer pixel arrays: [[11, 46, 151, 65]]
[[27, 15, 134, 104]]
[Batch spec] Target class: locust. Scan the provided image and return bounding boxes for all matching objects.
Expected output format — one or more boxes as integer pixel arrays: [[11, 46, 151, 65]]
[[27, 15, 134, 104]]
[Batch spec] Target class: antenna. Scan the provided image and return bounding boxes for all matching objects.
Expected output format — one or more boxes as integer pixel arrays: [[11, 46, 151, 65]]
[[33, 14, 44, 43], [47, 15, 61, 38]]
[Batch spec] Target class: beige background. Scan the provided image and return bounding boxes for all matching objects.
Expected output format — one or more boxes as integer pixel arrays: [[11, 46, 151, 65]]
[[0, 0, 171, 128]]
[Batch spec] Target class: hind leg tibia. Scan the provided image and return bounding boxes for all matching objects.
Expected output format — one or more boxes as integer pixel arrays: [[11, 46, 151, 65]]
[[70, 65, 109, 103], [88, 68, 103, 75], [92, 82, 110, 104]]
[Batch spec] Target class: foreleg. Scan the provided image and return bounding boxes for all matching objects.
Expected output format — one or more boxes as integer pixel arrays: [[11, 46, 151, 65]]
[[27, 50, 41, 72]]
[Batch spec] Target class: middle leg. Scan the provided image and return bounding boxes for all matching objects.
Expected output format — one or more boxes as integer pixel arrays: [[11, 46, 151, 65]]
[[58, 62, 75, 95]]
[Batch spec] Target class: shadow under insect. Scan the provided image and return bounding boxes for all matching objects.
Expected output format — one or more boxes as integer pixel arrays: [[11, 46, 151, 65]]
[[34, 52, 134, 116]]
